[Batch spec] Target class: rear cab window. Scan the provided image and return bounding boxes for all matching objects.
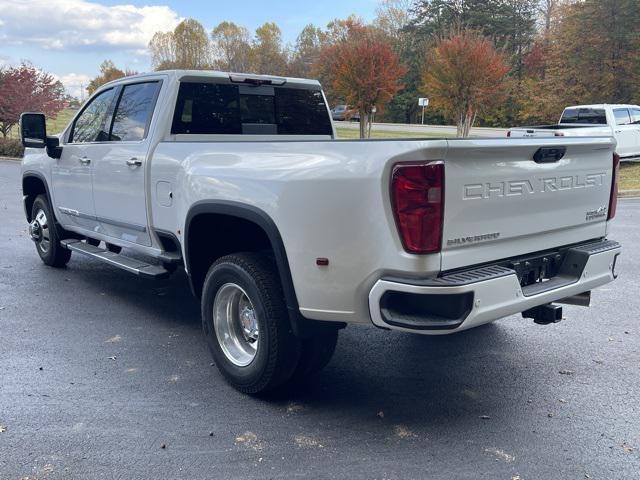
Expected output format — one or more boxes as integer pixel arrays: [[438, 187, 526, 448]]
[[171, 80, 333, 136], [560, 108, 607, 125]]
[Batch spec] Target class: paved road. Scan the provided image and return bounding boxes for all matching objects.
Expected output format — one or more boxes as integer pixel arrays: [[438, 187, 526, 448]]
[[1, 159, 638, 479], [336, 121, 508, 137]]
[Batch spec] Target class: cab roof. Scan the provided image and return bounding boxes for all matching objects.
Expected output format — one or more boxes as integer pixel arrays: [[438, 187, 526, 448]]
[[101, 69, 321, 89]]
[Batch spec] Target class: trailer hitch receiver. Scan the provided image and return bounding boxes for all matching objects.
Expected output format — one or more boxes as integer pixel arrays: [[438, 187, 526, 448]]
[[522, 303, 563, 325]]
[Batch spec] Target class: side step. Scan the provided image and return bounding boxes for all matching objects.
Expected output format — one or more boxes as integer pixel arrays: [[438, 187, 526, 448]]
[[61, 239, 170, 279]]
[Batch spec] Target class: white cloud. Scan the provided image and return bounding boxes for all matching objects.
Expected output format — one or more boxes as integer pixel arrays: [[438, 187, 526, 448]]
[[54, 72, 92, 99], [0, 0, 181, 52], [0, 54, 11, 68]]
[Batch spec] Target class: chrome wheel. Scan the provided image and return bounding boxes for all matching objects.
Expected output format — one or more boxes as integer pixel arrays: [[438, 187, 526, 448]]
[[29, 208, 51, 254], [213, 283, 259, 367]]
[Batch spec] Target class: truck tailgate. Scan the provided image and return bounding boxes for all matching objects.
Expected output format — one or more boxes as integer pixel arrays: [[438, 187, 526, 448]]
[[509, 128, 557, 138], [441, 137, 615, 271]]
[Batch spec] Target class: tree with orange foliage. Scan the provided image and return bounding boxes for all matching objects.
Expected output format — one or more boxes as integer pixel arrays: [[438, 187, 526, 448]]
[[318, 22, 406, 138], [423, 30, 509, 137]]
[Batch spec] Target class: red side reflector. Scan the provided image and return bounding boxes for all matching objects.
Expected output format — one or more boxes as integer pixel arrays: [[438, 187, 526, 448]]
[[391, 162, 444, 254], [608, 152, 620, 220]]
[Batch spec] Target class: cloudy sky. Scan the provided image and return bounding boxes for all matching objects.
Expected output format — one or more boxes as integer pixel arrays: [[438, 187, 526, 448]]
[[0, 0, 377, 98]]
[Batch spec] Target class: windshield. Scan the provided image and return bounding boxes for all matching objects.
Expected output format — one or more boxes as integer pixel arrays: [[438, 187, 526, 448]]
[[560, 108, 607, 125]]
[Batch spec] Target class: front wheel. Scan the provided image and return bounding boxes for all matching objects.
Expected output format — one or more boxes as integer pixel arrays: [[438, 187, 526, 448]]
[[29, 195, 71, 268], [201, 253, 301, 394]]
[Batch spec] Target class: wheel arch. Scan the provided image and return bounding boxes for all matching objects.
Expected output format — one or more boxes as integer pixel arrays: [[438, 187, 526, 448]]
[[184, 201, 302, 326], [184, 201, 345, 338], [22, 171, 53, 223]]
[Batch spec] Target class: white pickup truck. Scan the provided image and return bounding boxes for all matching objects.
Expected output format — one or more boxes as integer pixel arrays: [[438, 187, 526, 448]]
[[20, 70, 622, 394], [509, 104, 640, 159]]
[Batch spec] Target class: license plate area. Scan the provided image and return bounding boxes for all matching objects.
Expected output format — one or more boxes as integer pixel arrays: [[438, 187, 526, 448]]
[[509, 252, 566, 288]]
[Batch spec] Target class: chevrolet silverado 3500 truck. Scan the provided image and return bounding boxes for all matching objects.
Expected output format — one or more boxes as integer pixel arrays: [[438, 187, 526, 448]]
[[508, 104, 640, 159], [20, 71, 621, 394]]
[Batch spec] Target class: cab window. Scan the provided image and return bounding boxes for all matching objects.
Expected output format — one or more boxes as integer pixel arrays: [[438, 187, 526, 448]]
[[560, 108, 607, 125], [171, 82, 332, 136], [70, 88, 116, 143], [613, 108, 632, 126], [110, 82, 161, 142]]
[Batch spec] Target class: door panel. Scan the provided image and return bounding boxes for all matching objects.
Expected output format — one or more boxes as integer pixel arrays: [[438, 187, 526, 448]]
[[51, 88, 117, 232], [92, 81, 161, 246], [630, 108, 640, 156], [92, 143, 150, 244], [612, 108, 635, 157]]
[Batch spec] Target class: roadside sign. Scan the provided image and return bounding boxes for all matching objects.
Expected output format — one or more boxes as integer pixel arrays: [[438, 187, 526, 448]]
[[418, 98, 429, 124]]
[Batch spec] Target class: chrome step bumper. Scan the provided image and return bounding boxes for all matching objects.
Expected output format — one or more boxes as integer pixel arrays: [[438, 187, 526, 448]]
[[368, 239, 621, 335]]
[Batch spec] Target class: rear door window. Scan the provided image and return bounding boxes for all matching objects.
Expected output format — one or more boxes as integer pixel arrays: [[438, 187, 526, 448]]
[[613, 108, 632, 126], [631, 108, 640, 125], [560, 108, 607, 125], [171, 82, 332, 136], [110, 82, 161, 142]]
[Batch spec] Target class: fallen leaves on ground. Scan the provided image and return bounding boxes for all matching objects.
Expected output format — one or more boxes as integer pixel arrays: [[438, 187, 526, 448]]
[[293, 434, 324, 448], [485, 448, 515, 463], [622, 442, 635, 454], [235, 431, 264, 451], [286, 402, 304, 414], [393, 425, 417, 439]]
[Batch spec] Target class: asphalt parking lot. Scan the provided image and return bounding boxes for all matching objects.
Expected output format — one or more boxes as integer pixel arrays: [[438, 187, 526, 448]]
[[1, 158, 639, 479]]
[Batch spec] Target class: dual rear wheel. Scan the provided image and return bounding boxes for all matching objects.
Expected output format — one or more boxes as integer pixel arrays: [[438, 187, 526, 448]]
[[201, 253, 338, 394]]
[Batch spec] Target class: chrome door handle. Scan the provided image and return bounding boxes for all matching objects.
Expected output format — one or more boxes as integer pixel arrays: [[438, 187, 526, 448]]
[[79, 157, 91, 165], [126, 158, 142, 167]]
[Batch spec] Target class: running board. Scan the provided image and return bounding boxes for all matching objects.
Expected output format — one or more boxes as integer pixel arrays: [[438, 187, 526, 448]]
[[61, 239, 170, 279]]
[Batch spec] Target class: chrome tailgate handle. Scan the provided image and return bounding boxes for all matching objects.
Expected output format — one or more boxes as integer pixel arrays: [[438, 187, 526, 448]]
[[126, 158, 142, 167], [79, 157, 91, 165]]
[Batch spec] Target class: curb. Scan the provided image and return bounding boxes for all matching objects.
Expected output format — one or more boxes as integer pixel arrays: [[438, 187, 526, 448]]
[[0, 156, 21, 162], [619, 189, 640, 198]]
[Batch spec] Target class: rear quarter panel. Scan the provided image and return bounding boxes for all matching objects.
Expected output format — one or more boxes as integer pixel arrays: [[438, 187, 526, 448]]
[[150, 139, 447, 323]]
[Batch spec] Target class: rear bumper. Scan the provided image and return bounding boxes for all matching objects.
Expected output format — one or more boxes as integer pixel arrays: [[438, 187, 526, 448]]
[[368, 239, 621, 335]]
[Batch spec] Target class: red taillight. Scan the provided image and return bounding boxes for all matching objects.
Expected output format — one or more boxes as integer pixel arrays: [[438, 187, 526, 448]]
[[391, 162, 444, 254], [608, 152, 620, 220]]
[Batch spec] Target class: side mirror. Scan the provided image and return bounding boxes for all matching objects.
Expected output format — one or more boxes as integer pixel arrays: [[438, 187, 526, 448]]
[[20, 113, 47, 148]]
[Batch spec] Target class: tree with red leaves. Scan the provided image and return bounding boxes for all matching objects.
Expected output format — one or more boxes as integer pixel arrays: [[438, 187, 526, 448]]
[[0, 64, 66, 138], [423, 30, 509, 137], [318, 22, 406, 138]]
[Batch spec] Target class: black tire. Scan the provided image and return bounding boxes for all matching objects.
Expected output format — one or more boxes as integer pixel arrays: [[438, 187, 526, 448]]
[[106, 243, 122, 254], [31, 195, 71, 268], [201, 252, 301, 394], [291, 330, 339, 381]]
